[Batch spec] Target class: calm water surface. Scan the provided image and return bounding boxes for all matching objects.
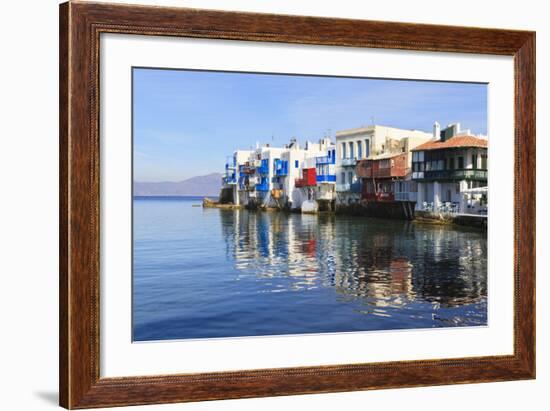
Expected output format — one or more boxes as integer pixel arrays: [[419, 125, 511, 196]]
[[133, 196, 487, 341]]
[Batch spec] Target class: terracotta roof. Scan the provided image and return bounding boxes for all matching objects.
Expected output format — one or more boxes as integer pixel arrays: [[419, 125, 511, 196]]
[[412, 135, 488, 151]]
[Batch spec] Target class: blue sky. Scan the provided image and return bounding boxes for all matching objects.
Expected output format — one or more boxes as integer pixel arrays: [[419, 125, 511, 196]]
[[133, 68, 487, 182]]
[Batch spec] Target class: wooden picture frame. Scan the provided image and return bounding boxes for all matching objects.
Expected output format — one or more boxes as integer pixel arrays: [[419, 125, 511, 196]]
[[59, 1, 535, 408]]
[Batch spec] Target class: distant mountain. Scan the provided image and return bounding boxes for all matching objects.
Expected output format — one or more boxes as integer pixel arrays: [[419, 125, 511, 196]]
[[134, 173, 222, 197]]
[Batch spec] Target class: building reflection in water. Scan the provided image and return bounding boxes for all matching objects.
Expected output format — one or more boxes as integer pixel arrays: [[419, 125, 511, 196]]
[[218, 209, 487, 326]]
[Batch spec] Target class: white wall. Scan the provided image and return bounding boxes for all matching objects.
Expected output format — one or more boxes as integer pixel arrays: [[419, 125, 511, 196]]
[[0, 1, 547, 411]]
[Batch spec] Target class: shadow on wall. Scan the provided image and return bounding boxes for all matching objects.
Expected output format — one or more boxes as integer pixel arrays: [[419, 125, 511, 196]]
[[34, 391, 58, 406]]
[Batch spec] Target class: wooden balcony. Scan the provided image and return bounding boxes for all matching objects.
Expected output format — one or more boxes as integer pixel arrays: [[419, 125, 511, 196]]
[[414, 169, 488, 181], [356, 156, 408, 179]]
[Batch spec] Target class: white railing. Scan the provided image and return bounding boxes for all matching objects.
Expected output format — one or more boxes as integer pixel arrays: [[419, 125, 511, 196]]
[[340, 158, 357, 167]]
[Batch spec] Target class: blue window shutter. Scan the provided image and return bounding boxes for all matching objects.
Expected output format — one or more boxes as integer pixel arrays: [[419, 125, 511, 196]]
[[295, 160, 299, 168]]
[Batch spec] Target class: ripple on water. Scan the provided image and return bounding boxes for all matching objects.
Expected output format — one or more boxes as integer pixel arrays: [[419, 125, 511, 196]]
[[132, 198, 488, 341]]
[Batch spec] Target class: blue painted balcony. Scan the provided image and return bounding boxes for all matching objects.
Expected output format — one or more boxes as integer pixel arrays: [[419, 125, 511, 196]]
[[273, 159, 289, 176], [258, 159, 269, 175], [255, 182, 270, 191], [316, 175, 336, 183], [255, 177, 270, 191], [238, 176, 247, 189], [316, 155, 336, 165], [223, 174, 237, 185]]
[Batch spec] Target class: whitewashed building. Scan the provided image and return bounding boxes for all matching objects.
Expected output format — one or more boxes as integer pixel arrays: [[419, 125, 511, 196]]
[[225, 138, 335, 210], [221, 149, 254, 205], [335, 125, 433, 205], [411, 122, 488, 214]]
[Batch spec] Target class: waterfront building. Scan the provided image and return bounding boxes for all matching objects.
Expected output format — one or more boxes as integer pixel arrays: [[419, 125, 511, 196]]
[[242, 144, 286, 208], [224, 138, 335, 210], [276, 138, 334, 210], [411, 122, 488, 214], [221, 149, 254, 205], [294, 140, 337, 211], [335, 125, 432, 205], [221, 122, 487, 217], [313, 145, 337, 206], [356, 151, 411, 202], [355, 134, 431, 203]]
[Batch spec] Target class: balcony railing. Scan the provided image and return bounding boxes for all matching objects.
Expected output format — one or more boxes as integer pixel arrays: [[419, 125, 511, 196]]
[[316, 155, 335, 165], [356, 167, 404, 179], [273, 159, 288, 176], [239, 164, 255, 175], [414, 169, 487, 181], [341, 158, 357, 167], [255, 182, 270, 191], [316, 175, 336, 183], [395, 192, 417, 202], [258, 159, 270, 175], [223, 175, 237, 185], [336, 182, 362, 193], [295, 178, 316, 188]]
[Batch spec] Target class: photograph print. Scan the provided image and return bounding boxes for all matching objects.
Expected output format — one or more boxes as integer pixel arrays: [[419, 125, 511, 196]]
[[132, 67, 488, 342]]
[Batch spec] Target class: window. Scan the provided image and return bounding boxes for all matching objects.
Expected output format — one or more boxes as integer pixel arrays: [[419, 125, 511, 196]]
[[341, 143, 346, 159], [365, 140, 370, 158], [457, 156, 464, 169], [349, 142, 354, 159], [348, 171, 353, 184], [481, 155, 488, 169], [295, 160, 299, 168], [449, 157, 455, 170], [341, 172, 346, 183], [472, 154, 478, 169], [357, 141, 363, 158]]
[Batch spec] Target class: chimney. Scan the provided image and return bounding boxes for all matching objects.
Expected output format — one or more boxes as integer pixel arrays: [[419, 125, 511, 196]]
[[433, 121, 441, 140]]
